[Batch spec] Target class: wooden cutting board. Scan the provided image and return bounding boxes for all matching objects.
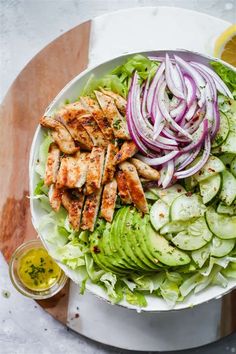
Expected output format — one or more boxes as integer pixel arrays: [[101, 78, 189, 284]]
[[0, 20, 91, 324]]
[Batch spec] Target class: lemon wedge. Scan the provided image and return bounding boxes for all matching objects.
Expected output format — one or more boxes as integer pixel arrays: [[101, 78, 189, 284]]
[[214, 24, 236, 67]]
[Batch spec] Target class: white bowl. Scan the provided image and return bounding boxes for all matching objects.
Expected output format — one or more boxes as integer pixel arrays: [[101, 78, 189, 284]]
[[29, 50, 236, 311]]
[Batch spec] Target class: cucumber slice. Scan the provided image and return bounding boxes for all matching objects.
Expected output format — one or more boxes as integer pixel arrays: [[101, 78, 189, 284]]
[[193, 156, 225, 183], [184, 176, 197, 191], [218, 153, 235, 167], [150, 199, 169, 231], [211, 112, 229, 148], [170, 194, 206, 221], [210, 237, 235, 257], [192, 244, 211, 268], [219, 170, 236, 205], [217, 202, 236, 215], [160, 220, 193, 235], [206, 207, 236, 239], [172, 217, 212, 251], [155, 184, 186, 206], [220, 100, 236, 154], [199, 174, 221, 204], [212, 112, 230, 148], [230, 156, 236, 177]]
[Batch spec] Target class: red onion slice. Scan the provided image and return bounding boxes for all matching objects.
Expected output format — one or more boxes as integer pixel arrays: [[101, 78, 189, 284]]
[[174, 133, 211, 179], [175, 145, 201, 171], [191, 62, 234, 99], [162, 159, 175, 188], [180, 119, 208, 154], [185, 100, 198, 121], [174, 55, 206, 107], [184, 74, 197, 107], [165, 54, 185, 99], [136, 150, 179, 166], [158, 80, 193, 140], [147, 62, 165, 113]]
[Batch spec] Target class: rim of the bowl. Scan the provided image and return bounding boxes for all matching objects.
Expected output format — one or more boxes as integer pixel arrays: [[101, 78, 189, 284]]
[[29, 49, 236, 312]]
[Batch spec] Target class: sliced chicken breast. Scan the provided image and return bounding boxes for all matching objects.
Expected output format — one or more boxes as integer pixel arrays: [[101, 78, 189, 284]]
[[114, 141, 138, 165], [100, 89, 127, 116], [80, 188, 102, 232], [78, 114, 108, 147], [40, 116, 79, 154], [129, 158, 160, 180], [48, 184, 63, 212], [86, 147, 105, 195], [61, 190, 85, 230], [44, 143, 60, 186], [56, 157, 68, 189], [100, 179, 117, 222], [116, 171, 132, 204], [102, 143, 118, 185], [119, 161, 148, 214], [55, 103, 93, 151], [94, 90, 130, 140], [56, 152, 89, 189], [80, 96, 113, 140]]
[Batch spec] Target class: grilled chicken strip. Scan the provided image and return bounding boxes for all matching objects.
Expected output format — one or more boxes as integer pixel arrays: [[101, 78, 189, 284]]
[[100, 179, 117, 222], [86, 147, 105, 195], [116, 171, 132, 204], [48, 185, 63, 212], [55, 102, 93, 150], [119, 161, 148, 214], [102, 143, 118, 185], [114, 141, 138, 165], [61, 190, 85, 230], [100, 89, 127, 116], [56, 152, 89, 189], [94, 90, 130, 140], [129, 158, 160, 181], [80, 96, 113, 140], [44, 143, 60, 186], [40, 116, 79, 154], [81, 188, 102, 232], [78, 114, 108, 147]]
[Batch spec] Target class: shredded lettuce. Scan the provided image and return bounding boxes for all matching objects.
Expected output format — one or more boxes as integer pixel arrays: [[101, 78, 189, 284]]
[[34, 179, 48, 196], [125, 288, 147, 307], [35, 134, 53, 178]]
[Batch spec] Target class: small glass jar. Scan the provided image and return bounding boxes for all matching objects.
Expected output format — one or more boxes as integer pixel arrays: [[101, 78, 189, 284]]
[[9, 239, 68, 299]]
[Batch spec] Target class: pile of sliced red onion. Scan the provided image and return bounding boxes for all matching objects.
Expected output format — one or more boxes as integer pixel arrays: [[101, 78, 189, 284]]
[[126, 54, 233, 188]]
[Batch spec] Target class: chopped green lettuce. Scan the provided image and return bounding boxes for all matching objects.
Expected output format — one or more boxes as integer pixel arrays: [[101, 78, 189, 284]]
[[211, 61, 236, 97], [81, 54, 159, 98]]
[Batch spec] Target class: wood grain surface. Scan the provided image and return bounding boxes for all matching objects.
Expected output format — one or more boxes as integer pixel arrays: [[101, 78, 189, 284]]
[[0, 20, 91, 324]]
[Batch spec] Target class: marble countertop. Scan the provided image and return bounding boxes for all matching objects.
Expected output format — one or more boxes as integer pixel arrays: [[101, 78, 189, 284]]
[[1, 1, 236, 353]]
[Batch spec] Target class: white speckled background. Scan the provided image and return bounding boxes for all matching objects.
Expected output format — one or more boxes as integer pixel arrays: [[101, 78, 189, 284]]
[[0, 1, 236, 353]]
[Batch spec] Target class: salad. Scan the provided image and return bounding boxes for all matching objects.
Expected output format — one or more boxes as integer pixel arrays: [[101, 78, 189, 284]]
[[34, 53, 236, 308]]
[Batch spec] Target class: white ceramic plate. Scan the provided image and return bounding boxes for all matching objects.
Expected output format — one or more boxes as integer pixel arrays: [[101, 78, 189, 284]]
[[29, 49, 236, 312]]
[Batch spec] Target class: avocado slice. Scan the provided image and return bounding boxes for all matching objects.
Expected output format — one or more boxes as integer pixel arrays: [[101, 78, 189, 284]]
[[134, 214, 165, 268], [99, 216, 129, 270], [128, 210, 161, 270], [90, 224, 128, 275], [109, 207, 138, 269], [121, 208, 152, 271], [144, 225, 191, 266]]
